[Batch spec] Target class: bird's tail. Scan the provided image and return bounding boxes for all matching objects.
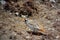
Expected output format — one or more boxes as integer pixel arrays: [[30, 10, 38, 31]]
[[38, 25, 45, 33], [39, 28, 45, 33], [38, 23, 46, 33]]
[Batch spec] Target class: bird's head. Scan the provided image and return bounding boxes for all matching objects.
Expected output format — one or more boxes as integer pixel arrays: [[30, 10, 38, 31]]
[[25, 18, 33, 23], [25, 19, 28, 22]]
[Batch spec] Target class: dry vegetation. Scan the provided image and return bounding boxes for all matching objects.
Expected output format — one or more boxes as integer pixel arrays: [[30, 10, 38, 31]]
[[0, 0, 60, 40]]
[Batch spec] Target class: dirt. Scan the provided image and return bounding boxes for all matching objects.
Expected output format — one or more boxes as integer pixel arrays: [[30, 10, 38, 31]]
[[0, 0, 60, 40]]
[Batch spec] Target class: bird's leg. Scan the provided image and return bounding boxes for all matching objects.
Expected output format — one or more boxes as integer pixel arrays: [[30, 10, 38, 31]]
[[31, 32, 32, 36], [30, 31, 33, 36], [38, 32, 40, 36]]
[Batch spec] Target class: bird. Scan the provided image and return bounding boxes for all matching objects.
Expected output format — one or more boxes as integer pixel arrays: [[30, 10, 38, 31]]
[[25, 18, 45, 33]]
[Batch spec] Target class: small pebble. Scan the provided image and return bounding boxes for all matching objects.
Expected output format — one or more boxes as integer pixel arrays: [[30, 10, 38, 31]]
[[48, 28, 51, 30], [26, 36, 31, 39], [52, 28, 55, 31], [56, 36, 60, 39], [12, 32, 17, 36], [15, 12, 19, 16], [50, 0, 56, 3], [9, 13, 12, 14]]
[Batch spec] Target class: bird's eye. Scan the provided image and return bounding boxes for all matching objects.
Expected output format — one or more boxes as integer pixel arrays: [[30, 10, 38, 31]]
[[25, 20, 27, 22]]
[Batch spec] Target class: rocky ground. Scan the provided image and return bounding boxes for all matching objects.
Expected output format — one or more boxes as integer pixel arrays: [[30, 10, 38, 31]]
[[0, 0, 60, 40]]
